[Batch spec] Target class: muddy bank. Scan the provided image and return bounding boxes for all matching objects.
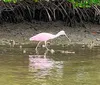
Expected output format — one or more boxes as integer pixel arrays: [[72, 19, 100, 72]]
[[0, 21, 100, 48]]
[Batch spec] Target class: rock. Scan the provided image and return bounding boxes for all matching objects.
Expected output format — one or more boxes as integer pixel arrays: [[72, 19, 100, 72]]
[[50, 49, 55, 54], [96, 38, 100, 41]]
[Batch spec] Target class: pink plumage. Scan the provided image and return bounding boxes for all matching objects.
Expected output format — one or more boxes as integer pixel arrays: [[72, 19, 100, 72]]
[[29, 33, 55, 41]]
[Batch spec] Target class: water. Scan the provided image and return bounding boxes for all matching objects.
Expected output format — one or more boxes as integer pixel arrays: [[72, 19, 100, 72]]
[[0, 45, 100, 85]]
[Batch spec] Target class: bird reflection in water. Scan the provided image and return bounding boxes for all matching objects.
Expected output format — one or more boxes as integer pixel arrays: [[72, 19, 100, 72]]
[[29, 50, 63, 79]]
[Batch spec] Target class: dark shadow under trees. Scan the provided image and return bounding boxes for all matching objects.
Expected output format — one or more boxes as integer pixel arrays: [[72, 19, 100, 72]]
[[0, 0, 100, 27]]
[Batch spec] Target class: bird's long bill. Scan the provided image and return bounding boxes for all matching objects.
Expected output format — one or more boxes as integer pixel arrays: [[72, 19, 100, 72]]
[[65, 34, 71, 42]]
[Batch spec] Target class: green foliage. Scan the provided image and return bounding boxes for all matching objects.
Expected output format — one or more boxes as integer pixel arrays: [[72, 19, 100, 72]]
[[2, 0, 100, 7], [34, 0, 39, 2], [68, 0, 100, 8], [3, 0, 17, 3], [2, 0, 39, 3]]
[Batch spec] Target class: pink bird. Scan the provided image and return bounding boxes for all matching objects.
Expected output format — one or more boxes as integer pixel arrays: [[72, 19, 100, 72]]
[[29, 30, 71, 52]]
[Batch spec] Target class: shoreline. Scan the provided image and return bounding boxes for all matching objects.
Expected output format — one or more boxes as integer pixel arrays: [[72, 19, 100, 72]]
[[0, 21, 100, 48]]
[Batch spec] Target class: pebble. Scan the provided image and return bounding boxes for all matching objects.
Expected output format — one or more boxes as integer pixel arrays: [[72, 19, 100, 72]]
[[23, 49, 26, 53], [9, 40, 15, 47], [50, 49, 55, 54], [19, 45, 22, 49]]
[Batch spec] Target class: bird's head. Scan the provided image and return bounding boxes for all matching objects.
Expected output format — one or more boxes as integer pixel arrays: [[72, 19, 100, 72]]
[[29, 37, 33, 41], [58, 30, 71, 42], [59, 30, 66, 35]]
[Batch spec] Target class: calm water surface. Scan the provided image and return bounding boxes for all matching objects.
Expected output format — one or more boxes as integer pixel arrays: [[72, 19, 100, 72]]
[[0, 45, 100, 85]]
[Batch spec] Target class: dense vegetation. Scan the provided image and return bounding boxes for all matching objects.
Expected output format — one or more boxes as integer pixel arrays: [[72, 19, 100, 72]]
[[0, 0, 100, 26]]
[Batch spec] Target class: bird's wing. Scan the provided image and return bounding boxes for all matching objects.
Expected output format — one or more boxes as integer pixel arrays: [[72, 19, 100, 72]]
[[34, 33, 55, 41]]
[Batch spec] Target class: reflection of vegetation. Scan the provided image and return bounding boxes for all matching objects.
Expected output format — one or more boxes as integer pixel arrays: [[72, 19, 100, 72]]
[[0, 0, 100, 26]]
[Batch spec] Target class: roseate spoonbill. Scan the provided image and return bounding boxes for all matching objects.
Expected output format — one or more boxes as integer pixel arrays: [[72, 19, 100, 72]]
[[29, 30, 71, 52]]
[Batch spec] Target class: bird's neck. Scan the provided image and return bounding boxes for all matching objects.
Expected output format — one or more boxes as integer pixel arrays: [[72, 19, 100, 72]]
[[54, 31, 62, 38]]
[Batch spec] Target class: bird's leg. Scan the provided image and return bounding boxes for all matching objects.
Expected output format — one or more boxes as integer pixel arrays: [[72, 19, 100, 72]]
[[35, 41, 41, 54], [44, 41, 50, 51], [44, 50, 49, 58]]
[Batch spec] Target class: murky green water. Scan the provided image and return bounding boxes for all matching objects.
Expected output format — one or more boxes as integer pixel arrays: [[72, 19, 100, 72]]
[[0, 45, 100, 85]]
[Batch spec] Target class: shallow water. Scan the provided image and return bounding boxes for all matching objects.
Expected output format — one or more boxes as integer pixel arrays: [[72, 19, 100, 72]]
[[0, 45, 100, 85]]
